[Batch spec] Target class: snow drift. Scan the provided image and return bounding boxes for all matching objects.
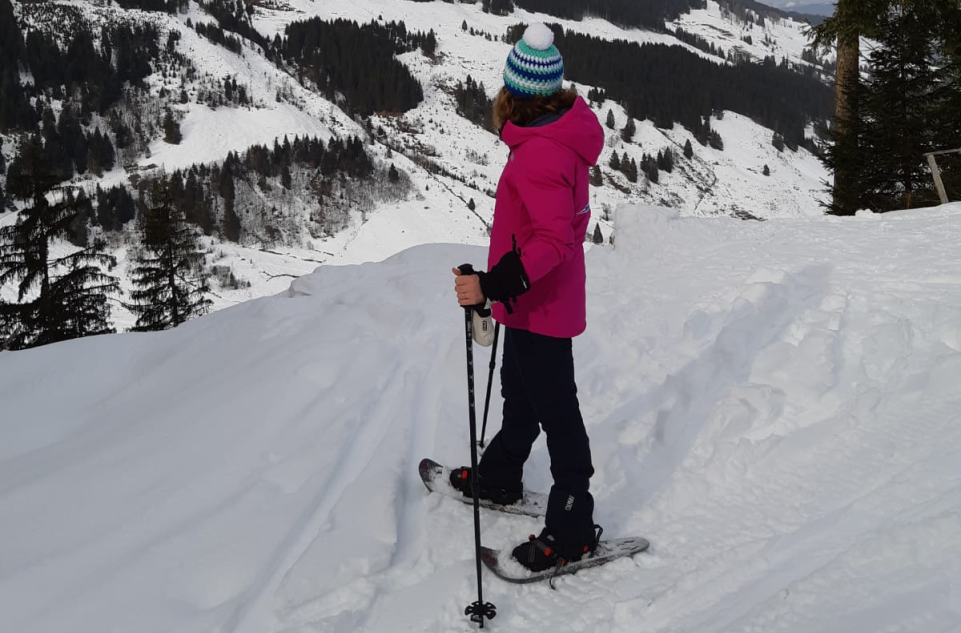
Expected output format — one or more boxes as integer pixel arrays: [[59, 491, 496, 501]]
[[2, 203, 961, 633]]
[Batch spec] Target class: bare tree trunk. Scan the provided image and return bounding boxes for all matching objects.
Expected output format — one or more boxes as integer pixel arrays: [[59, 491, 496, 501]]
[[833, 0, 861, 215]]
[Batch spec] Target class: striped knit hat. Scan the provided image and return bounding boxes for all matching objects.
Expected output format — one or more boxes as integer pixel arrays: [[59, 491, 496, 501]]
[[503, 23, 564, 98]]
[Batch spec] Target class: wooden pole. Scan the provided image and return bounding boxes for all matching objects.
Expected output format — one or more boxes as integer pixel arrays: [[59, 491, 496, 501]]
[[926, 153, 949, 205]]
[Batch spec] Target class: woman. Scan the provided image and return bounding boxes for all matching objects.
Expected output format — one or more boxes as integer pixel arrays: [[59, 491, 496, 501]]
[[451, 22, 604, 572]]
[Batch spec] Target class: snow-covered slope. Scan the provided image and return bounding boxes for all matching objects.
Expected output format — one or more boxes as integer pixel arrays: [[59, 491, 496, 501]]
[[669, 0, 822, 69], [251, 0, 830, 221], [3, 203, 961, 633]]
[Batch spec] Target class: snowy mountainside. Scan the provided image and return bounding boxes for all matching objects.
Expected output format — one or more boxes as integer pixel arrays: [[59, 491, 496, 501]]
[[762, 0, 835, 17], [253, 0, 831, 222], [2, 0, 832, 323], [2, 203, 961, 633], [669, 0, 823, 68]]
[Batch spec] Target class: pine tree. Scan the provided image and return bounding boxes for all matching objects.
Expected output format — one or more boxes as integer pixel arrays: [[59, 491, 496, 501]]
[[620, 116, 636, 143], [605, 109, 615, 130], [609, 150, 620, 170], [489, 0, 512, 16], [218, 162, 241, 242], [63, 188, 93, 247], [763, 164, 770, 176], [643, 153, 660, 184], [388, 163, 400, 182], [0, 137, 118, 350], [467, 198, 476, 211], [163, 110, 182, 144], [87, 128, 116, 175], [96, 184, 136, 232], [772, 132, 786, 152], [683, 138, 693, 159], [422, 29, 437, 57], [857, 1, 943, 210], [0, 0, 27, 133], [126, 178, 211, 331], [661, 147, 675, 173], [590, 164, 603, 186], [708, 130, 724, 151], [58, 105, 87, 175], [592, 224, 603, 244], [40, 106, 73, 182]]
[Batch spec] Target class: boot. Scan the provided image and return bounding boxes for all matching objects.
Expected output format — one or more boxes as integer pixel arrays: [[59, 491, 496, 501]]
[[511, 525, 602, 572], [449, 466, 522, 506]]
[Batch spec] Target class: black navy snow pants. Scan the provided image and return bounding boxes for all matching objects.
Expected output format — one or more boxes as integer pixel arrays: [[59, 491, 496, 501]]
[[478, 326, 595, 548]]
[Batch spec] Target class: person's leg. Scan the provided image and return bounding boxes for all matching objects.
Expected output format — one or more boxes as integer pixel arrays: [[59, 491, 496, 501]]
[[511, 330, 595, 553], [476, 327, 541, 491]]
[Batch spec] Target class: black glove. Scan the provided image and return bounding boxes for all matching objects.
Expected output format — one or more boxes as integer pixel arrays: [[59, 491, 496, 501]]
[[477, 249, 530, 314]]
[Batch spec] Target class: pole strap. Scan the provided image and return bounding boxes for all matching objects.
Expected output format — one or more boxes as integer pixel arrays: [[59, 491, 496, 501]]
[[479, 322, 500, 449]]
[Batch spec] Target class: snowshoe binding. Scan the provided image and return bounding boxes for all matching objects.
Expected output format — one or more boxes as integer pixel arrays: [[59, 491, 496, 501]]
[[511, 525, 604, 573], [449, 466, 523, 506]]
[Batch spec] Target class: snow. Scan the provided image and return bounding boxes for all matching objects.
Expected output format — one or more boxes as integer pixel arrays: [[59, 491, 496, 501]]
[[669, 0, 823, 68], [4, 202, 961, 633], [138, 6, 363, 175]]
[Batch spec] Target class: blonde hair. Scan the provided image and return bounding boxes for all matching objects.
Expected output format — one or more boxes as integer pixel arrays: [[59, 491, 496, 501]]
[[492, 86, 578, 133]]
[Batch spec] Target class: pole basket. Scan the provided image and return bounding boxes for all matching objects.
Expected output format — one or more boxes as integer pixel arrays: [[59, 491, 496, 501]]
[[465, 601, 497, 626]]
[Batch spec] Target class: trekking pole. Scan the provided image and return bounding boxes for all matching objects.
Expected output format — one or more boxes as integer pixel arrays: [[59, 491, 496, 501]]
[[457, 264, 497, 628], [479, 321, 500, 449]]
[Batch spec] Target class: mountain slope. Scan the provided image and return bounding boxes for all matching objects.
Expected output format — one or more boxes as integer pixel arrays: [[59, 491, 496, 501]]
[[2, 203, 961, 633]]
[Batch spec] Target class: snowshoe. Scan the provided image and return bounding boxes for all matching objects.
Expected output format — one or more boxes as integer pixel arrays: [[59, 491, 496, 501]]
[[419, 458, 547, 517]]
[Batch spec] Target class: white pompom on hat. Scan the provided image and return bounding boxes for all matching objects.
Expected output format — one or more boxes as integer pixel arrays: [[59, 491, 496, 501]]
[[522, 22, 555, 50]]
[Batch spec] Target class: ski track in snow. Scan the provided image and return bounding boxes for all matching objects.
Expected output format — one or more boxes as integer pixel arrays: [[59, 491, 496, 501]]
[[221, 352, 408, 633], [4, 204, 961, 633]]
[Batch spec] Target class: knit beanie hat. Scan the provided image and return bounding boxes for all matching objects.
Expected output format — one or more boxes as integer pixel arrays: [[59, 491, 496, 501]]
[[503, 23, 564, 98]]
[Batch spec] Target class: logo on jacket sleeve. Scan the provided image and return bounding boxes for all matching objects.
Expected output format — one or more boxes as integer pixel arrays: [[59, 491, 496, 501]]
[[577, 204, 591, 215]]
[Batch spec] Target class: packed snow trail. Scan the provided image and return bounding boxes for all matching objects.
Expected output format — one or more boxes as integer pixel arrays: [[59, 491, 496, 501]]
[[2, 204, 961, 633]]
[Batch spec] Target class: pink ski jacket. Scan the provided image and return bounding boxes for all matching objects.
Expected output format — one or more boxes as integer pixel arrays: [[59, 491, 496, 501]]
[[488, 96, 604, 338]]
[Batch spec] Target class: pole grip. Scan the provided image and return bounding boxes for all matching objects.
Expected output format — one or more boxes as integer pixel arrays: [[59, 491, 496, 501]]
[[456, 264, 487, 313]]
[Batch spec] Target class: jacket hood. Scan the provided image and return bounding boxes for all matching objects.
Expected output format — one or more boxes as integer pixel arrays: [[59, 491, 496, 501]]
[[501, 96, 604, 166]]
